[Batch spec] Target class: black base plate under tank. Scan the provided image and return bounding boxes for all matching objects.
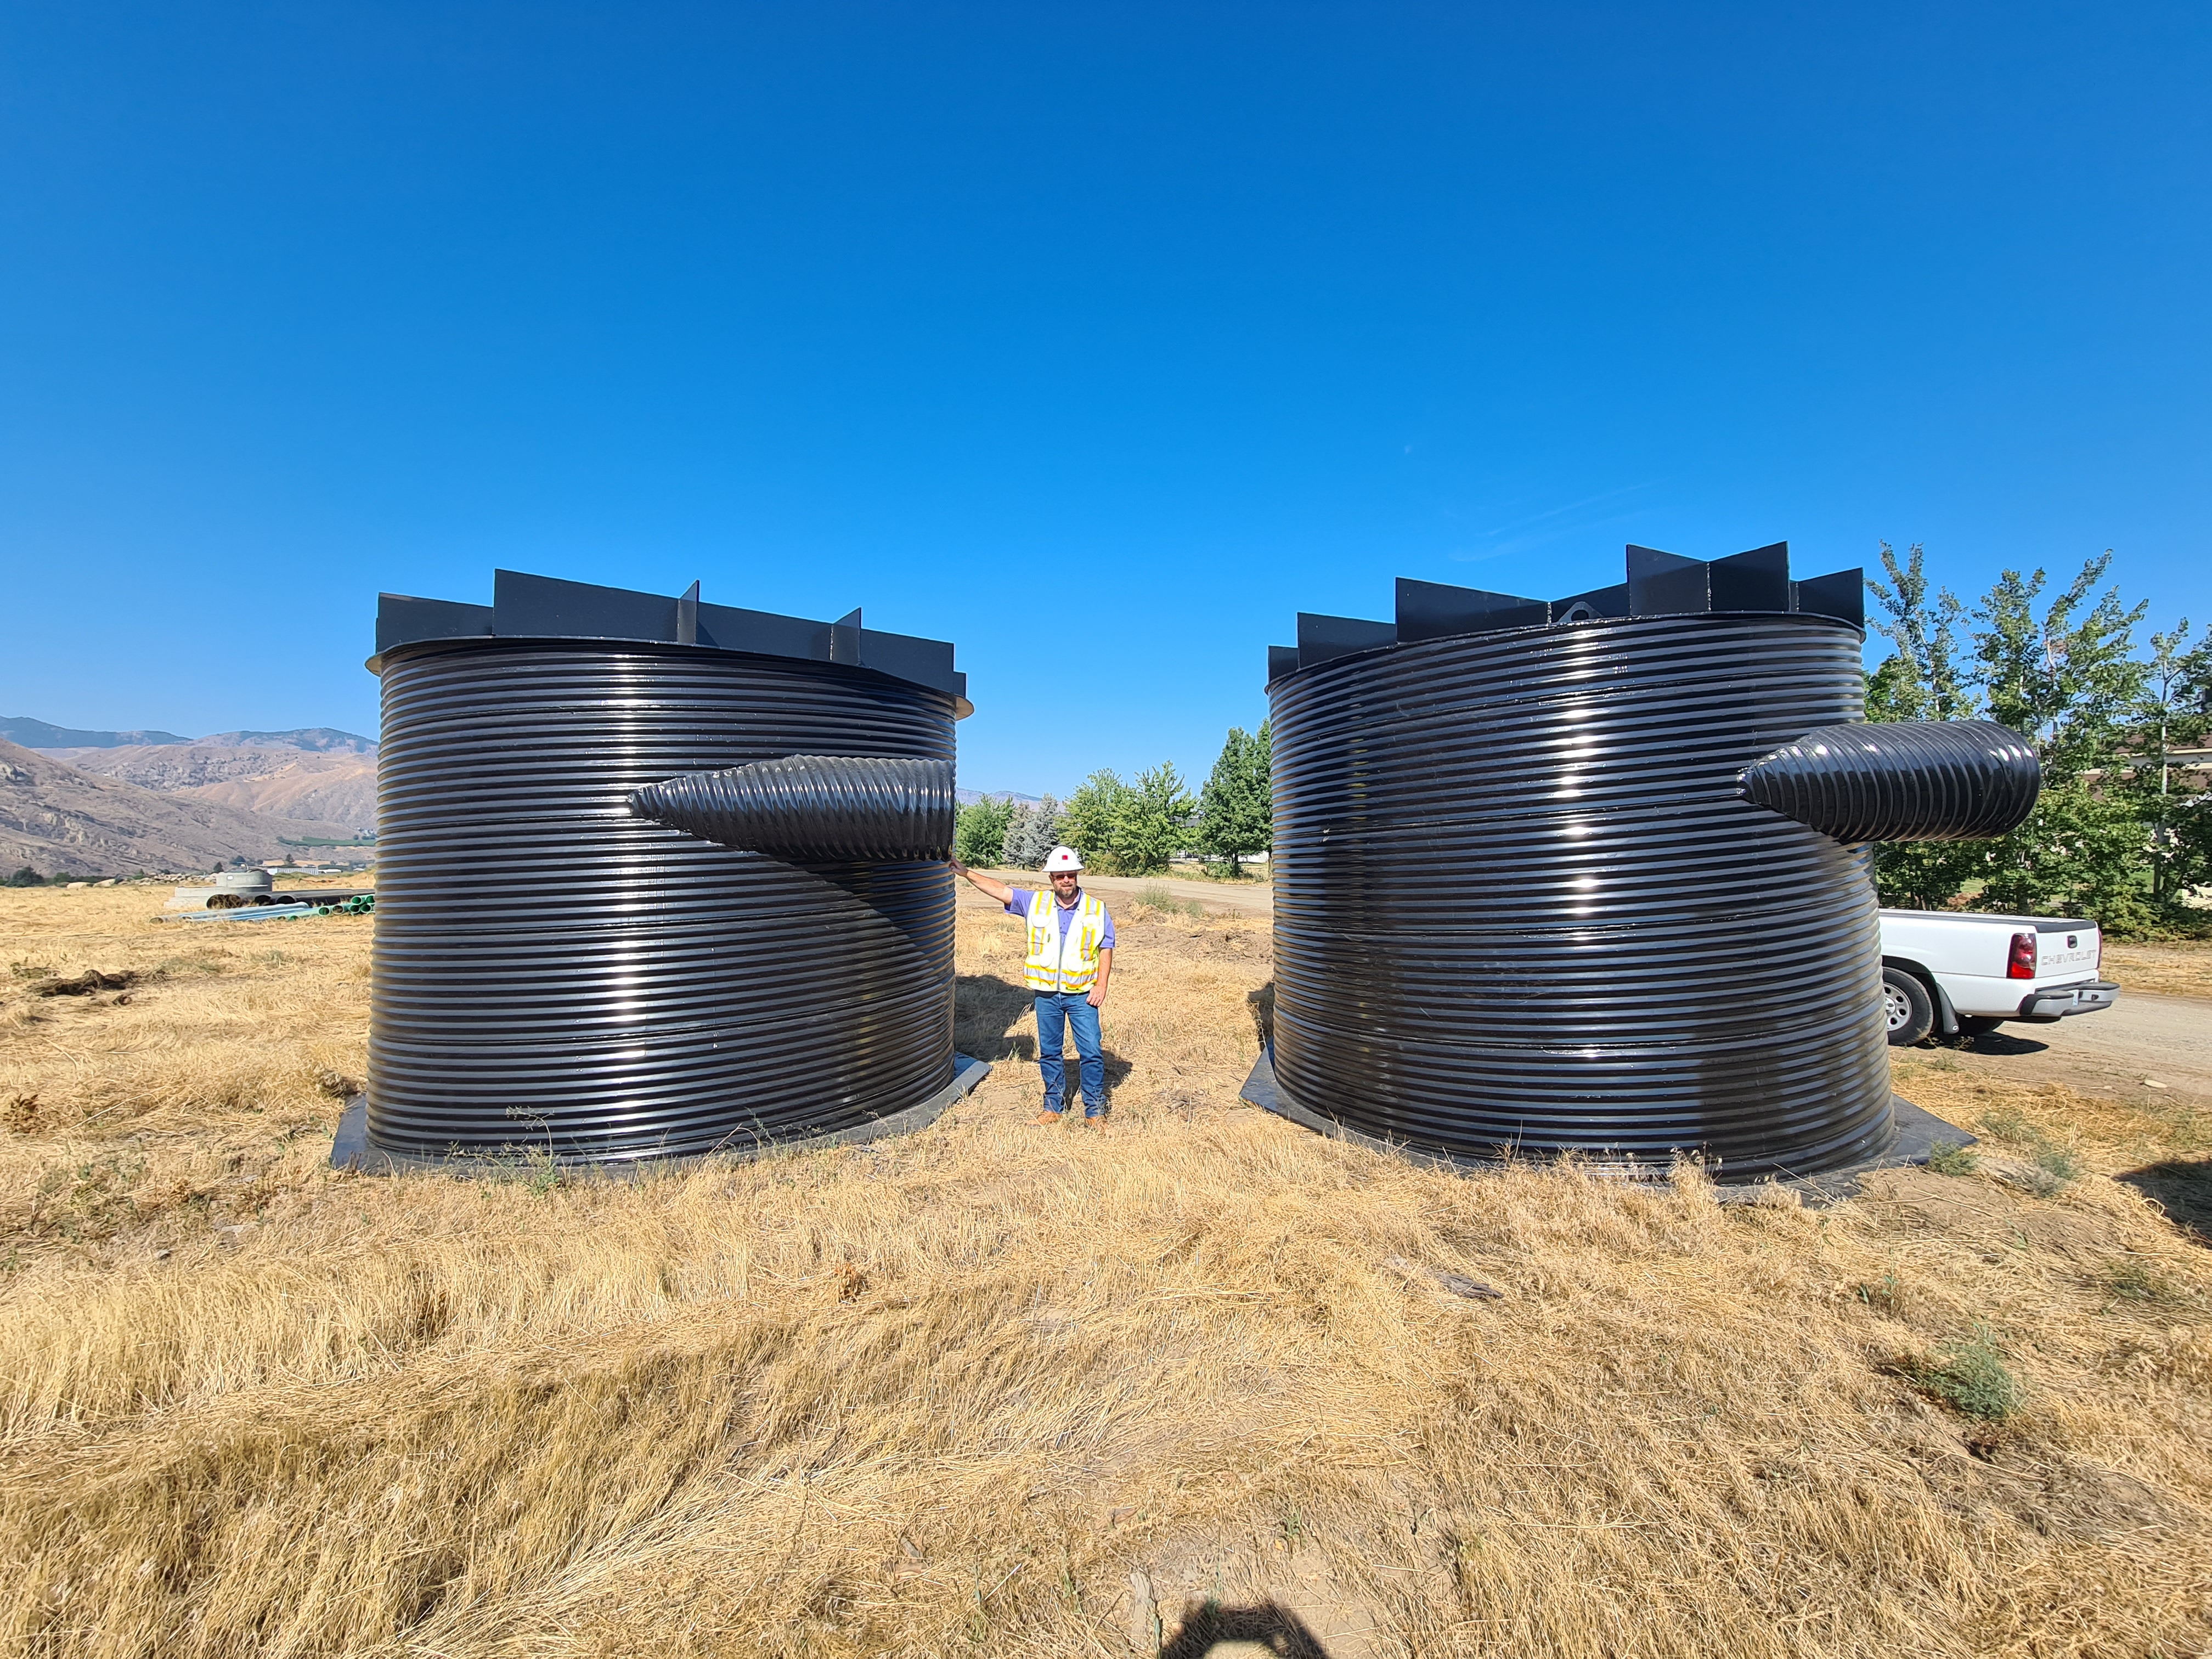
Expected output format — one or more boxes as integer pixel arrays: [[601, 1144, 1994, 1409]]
[[332, 1053, 992, 1176], [1238, 1045, 1971, 1202]]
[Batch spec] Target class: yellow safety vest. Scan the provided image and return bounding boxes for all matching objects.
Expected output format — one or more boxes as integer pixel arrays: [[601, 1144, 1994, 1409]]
[[1023, 890, 1108, 994]]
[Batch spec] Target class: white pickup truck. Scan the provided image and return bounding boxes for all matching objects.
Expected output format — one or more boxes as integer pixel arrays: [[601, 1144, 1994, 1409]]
[[1878, 910, 2121, 1045]]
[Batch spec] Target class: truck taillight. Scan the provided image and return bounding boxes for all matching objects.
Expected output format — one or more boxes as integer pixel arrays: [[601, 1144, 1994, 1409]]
[[2007, 932, 2036, 979]]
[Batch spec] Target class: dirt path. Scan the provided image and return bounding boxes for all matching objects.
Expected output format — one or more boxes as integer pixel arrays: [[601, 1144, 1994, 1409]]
[[975, 868, 1275, 917], [1940, 991, 2212, 1111]]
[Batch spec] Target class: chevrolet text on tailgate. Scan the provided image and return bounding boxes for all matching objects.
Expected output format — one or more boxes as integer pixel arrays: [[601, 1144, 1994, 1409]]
[[1878, 910, 2121, 1046]]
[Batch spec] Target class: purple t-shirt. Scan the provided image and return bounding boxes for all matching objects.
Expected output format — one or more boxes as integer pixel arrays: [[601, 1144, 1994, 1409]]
[[1006, 887, 1116, 949]]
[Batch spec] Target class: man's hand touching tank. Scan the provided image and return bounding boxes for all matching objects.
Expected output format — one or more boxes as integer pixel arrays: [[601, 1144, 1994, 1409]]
[[949, 860, 1014, 906]]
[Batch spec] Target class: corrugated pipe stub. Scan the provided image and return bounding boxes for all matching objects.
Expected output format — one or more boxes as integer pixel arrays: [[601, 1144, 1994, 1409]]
[[629, 755, 955, 862], [1740, 719, 2039, 843], [1267, 613, 1896, 1181], [368, 640, 957, 1166]]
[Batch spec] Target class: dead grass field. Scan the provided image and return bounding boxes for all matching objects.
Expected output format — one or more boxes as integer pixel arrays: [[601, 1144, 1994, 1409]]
[[2, 883, 2210, 1658], [2102, 939, 2212, 1001]]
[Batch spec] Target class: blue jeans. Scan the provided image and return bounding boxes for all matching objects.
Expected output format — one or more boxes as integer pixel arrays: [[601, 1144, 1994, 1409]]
[[1034, 991, 1105, 1116]]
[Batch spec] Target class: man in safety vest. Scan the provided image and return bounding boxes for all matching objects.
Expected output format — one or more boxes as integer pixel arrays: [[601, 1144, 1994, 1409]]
[[949, 845, 1115, 1127]]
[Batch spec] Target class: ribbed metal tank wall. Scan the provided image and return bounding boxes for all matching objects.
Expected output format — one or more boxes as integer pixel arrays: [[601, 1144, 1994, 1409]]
[[365, 572, 965, 1166], [1262, 543, 2035, 1180]]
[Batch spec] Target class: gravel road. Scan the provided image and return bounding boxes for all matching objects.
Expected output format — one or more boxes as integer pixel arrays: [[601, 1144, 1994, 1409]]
[[975, 870, 1275, 917], [1943, 989, 2212, 1107]]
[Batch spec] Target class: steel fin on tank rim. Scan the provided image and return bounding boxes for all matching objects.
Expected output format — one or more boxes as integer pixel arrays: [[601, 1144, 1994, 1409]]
[[629, 754, 956, 862]]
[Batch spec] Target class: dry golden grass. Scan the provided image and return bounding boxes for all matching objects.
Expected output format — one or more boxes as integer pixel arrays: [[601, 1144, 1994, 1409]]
[[2, 883, 2209, 1657], [2102, 939, 2212, 1001]]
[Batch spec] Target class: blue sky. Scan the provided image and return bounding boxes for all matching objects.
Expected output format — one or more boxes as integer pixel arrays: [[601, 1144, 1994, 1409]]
[[2, 3, 2204, 796]]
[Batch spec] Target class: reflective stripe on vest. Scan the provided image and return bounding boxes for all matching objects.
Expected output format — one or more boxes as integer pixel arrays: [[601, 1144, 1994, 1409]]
[[1023, 891, 1107, 993]]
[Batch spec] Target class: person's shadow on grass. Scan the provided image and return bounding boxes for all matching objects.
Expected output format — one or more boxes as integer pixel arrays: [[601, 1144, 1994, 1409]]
[[2117, 1156, 2212, 1244], [955, 972, 1133, 1099], [955, 972, 1034, 1060], [1158, 1600, 1334, 1657]]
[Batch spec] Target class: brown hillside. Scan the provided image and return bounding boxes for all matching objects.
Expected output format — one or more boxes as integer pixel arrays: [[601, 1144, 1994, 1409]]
[[0, 740, 356, 876], [44, 744, 377, 832]]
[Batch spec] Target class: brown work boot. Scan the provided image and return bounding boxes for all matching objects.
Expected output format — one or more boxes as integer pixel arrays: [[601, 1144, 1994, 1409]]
[[1033, 1110, 1065, 1126]]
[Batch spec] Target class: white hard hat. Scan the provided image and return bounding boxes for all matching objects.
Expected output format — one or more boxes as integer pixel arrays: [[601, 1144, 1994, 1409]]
[[1043, 845, 1084, 873]]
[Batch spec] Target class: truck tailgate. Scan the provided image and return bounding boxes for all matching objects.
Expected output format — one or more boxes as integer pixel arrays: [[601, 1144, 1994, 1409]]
[[2037, 922, 2100, 978]]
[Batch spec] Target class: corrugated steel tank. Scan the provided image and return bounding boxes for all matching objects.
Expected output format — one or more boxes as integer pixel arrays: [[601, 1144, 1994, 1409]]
[[364, 571, 968, 1166], [1262, 544, 2036, 1180]]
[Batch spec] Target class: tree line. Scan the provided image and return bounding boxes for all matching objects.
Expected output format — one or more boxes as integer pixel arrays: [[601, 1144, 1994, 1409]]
[[1865, 543, 2208, 934], [953, 724, 1272, 876]]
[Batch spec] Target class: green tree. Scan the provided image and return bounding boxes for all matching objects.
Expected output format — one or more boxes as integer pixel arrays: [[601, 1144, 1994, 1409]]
[[1864, 543, 1982, 907], [953, 795, 1014, 867], [1973, 555, 2147, 783], [1060, 770, 1137, 872], [1866, 549, 2171, 928], [1001, 795, 1064, 868], [1966, 556, 2151, 926], [1059, 764, 1194, 874], [1194, 723, 1272, 873], [1115, 763, 1196, 876], [2123, 620, 2212, 913], [1865, 541, 1970, 721]]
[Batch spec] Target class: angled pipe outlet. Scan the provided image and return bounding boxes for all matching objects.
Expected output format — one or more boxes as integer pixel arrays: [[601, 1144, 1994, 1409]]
[[1740, 720, 2040, 844], [630, 754, 957, 862]]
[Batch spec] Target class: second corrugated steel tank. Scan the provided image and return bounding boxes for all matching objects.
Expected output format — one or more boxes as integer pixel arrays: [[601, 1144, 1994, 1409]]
[[1263, 543, 2033, 1180]]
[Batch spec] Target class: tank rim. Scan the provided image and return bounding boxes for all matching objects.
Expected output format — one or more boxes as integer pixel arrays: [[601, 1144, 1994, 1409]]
[[1264, 606, 1864, 692], [366, 634, 973, 719]]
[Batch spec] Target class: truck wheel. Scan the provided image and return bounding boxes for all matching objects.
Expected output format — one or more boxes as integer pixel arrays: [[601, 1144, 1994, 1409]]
[[1956, 1015, 2004, 1038], [1882, 968, 1935, 1046]]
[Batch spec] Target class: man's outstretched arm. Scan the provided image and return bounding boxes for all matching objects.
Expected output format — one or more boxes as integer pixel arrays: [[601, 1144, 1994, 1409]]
[[949, 860, 1014, 907]]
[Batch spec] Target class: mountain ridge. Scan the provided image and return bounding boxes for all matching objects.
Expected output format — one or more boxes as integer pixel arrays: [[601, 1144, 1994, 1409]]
[[42, 746, 377, 832], [0, 716, 189, 748], [956, 788, 1045, 806], [198, 728, 377, 754], [1, 716, 375, 753], [0, 740, 360, 876]]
